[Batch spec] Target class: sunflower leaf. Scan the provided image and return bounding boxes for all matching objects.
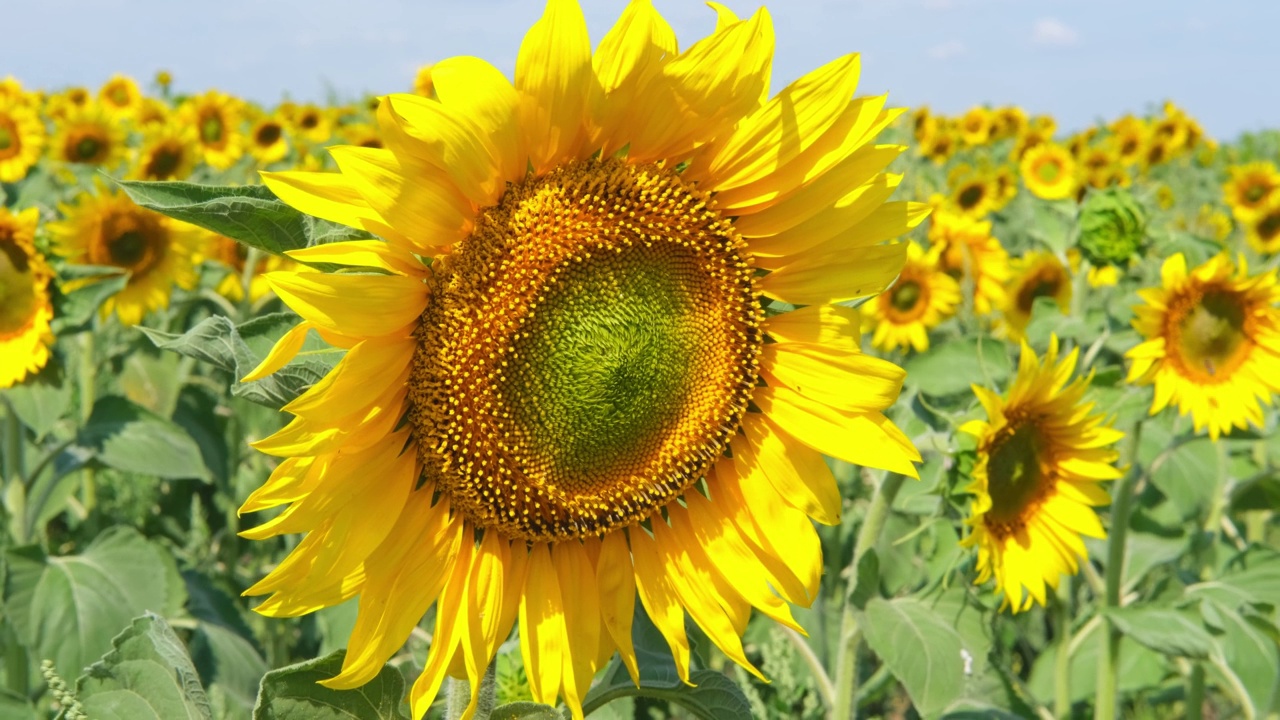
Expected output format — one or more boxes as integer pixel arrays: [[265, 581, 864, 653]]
[[1101, 605, 1216, 659], [77, 395, 211, 481], [252, 650, 408, 720], [112, 179, 371, 257], [903, 337, 1013, 397], [75, 612, 214, 720]]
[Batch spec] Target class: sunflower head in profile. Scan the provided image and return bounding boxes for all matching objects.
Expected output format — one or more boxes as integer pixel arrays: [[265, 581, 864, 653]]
[[98, 74, 142, 118], [929, 209, 1009, 316], [235, 2, 926, 716], [961, 336, 1122, 612], [1223, 161, 1280, 221], [0, 207, 53, 388], [179, 90, 244, 169], [51, 189, 199, 326], [1020, 143, 1077, 200], [0, 97, 45, 183], [999, 251, 1072, 340], [863, 242, 960, 352], [1127, 253, 1280, 440], [248, 115, 290, 166], [50, 103, 127, 170], [132, 123, 199, 181], [1245, 198, 1280, 255]]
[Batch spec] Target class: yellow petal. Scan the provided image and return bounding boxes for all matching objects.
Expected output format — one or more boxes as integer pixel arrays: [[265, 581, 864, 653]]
[[758, 241, 907, 305], [596, 529, 640, 686], [519, 542, 566, 705], [259, 170, 384, 232], [409, 529, 474, 716], [629, 524, 692, 684], [748, 175, 902, 265], [430, 56, 523, 185], [265, 270, 426, 337], [461, 531, 510, 717], [384, 94, 503, 207], [516, 0, 593, 174], [554, 542, 601, 720], [741, 411, 841, 524], [590, 0, 678, 154], [240, 320, 312, 382], [283, 334, 416, 418], [754, 386, 920, 476], [285, 239, 423, 276], [238, 457, 314, 515], [764, 304, 861, 353]]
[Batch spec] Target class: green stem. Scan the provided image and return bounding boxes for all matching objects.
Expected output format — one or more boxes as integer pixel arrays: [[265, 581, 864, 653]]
[[832, 472, 907, 720], [1185, 662, 1205, 720], [3, 621, 29, 698], [3, 397, 22, 485], [445, 663, 496, 720], [1054, 585, 1073, 719], [1096, 422, 1143, 720], [239, 248, 261, 321], [78, 332, 97, 516], [1198, 442, 1231, 580]]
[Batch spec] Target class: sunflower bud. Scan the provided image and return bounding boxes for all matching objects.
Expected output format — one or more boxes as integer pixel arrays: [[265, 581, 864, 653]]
[[1077, 187, 1146, 266]]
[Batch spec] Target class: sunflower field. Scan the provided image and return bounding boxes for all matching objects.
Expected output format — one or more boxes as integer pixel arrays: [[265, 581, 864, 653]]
[[2, 3, 1279, 720]]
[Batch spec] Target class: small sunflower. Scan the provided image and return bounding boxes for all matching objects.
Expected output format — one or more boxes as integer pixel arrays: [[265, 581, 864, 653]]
[[990, 106, 1027, 141], [930, 209, 1009, 316], [132, 123, 199, 181], [238, 2, 925, 716], [248, 115, 290, 165], [0, 97, 45, 182], [1244, 199, 1280, 255], [1020, 143, 1076, 200], [206, 232, 291, 302], [959, 106, 992, 146], [291, 104, 331, 143], [51, 189, 199, 326], [180, 90, 244, 169], [922, 125, 957, 164], [947, 163, 999, 217], [999, 251, 1071, 340], [136, 97, 172, 128], [49, 103, 127, 170], [340, 122, 383, 149], [1109, 115, 1147, 166], [1223, 161, 1280, 221], [0, 207, 54, 388], [98, 74, 143, 118], [1127, 253, 1280, 439], [863, 242, 960, 352], [1010, 125, 1052, 163], [1140, 137, 1172, 172], [961, 336, 1122, 612]]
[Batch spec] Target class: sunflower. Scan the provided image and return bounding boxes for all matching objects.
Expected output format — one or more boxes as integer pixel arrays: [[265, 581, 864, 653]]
[[1141, 137, 1172, 172], [0, 207, 53, 388], [1010, 125, 1052, 163], [45, 87, 90, 121], [206, 232, 291, 302], [863, 242, 959, 352], [990, 106, 1027, 141], [930, 209, 1009, 315], [1126, 253, 1280, 440], [947, 163, 1000, 217], [136, 97, 172, 128], [50, 189, 199, 326], [961, 336, 1122, 612], [959, 106, 992, 146], [922, 124, 957, 164], [999, 251, 1071, 340], [240, 3, 924, 716], [1244, 198, 1280, 255], [248, 115, 290, 165], [179, 90, 244, 169], [49, 103, 127, 170], [1222, 162, 1280, 221], [0, 97, 45, 182], [98, 74, 142, 118], [339, 122, 383, 149], [1020, 143, 1076, 200], [291, 104, 331, 143], [1109, 115, 1147, 166], [132, 123, 199, 181]]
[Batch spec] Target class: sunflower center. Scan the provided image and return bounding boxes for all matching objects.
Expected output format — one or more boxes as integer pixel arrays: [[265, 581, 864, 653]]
[[146, 147, 182, 179], [0, 126, 12, 151], [890, 280, 922, 312], [1176, 289, 1247, 378], [1243, 183, 1266, 204], [957, 184, 984, 210], [1259, 210, 1280, 242], [256, 123, 282, 146], [108, 230, 150, 267], [74, 136, 102, 162], [984, 421, 1047, 527], [408, 158, 761, 542], [1016, 265, 1065, 314], [0, 236, 38, 334], [201, 114, 224, 144], [109, 86, 129, 106], [300, 112, 319, 129], [1035, 159, 1062, 184]]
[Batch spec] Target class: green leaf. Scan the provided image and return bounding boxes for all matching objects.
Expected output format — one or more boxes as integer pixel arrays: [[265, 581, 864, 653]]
[[903, 337, 1012, 397], [847, 548, 880, 610], [3, 527, 187, 680], [53, 269, 129, 331], [114, 180, 371, 258], [252, 650, 408, 720], [1, 361, 72, 439], [76, 613, 213, 720], [1103, 606, 1215, 659], [1186, 550, 1280, 609], [1027, 617, 1168, 704], [77, 395, 211, 481], [0, 688, 38, 720], [190, 622, 268, 716], [860, 596, 980, 718], [1144, 431, 1223, 520], [1201, 601, 1280, 717], [490, 701, 563, 720]]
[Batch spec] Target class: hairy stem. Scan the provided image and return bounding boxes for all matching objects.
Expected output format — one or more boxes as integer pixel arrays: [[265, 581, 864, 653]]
[[446, 663, 496, 720]]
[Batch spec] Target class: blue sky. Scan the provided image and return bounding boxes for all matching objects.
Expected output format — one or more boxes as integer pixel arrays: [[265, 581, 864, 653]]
[[4, 0, 1274, 140]]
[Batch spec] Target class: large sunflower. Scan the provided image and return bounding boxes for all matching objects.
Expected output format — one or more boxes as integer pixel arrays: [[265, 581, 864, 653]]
[[0, 97, 45, 182], [0, 207, 54, 388], [51, 189, 200, 326], [863, 241, 959, 352], [961, 337, 1122, 612], [929, 209, 1009, 316], [999, 251, 1071, 340], [49, 103, 127, 170], [241, 2, 923, 717], [1126, 253, 1280, 439]]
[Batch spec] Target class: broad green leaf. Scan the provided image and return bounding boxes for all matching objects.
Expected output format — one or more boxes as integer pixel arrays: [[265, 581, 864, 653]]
[[0, 688, 38, 720], [114, 180, 371, 258], [1026, 617, 1167, 704], [490, 702, 563, 720], [903, 337, 1012, 397], [1201, 601, 1280, 718], [3, 527, 187, 680], [1103, 606, 1215, 659], [1186, 550, 1280, 608], [929, 589, 1036, 717], [191, 622, 268, 716], [139, 316, 241, 373], [252, 650, 408, 720], [1, 361, 72, 439], [1144, 431, 1223, 520], [171, 386, 231, 486], [315, 599, 360, 657], [77, 395, 211, 481], [860, 596, 976, 718], [76, 613, 213, 720], [53, 269, 129, 331], [118, 351, 182, 417]]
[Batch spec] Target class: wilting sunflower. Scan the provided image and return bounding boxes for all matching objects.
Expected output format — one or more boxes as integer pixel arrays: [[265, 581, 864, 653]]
[[0, 207, 53, 388], [930, 209, 1009, 315], [1245, 198, 1280, 255], [1020, 143, 1076, 200], [51, 189, 199, 326], [242, 2, 923, 716], [248, 115, 290, 165], [98, 74, 142, 118], [947, 163, 1000, 217], [999, 251, 1071, 340], [0, 97, 45, 182], [206, 232, 291, 302], [863, 242, 959, 352], [132, 123, 199, 181], [49, 103, 127, 170], [179, 90, 244, 169], [1222, 161, 1280, 221], [1127, 253, 1280, 439], [961, 336, 1122, 612]]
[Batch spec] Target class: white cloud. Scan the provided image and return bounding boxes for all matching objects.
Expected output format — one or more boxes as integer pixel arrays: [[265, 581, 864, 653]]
[[1032, 17, 1078, 47], [929, 40, 967, 60]]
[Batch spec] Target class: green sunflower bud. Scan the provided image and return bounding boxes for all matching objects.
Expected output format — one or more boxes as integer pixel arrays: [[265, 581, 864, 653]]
[[1077, 188, 1147, 266]]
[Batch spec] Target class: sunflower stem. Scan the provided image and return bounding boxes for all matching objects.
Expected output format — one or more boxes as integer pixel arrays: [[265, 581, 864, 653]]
[[445, 663, 496, 720], [1053, 583, 1073, 718], [238, 248, 260, 321], [833, 471, 907, 720], [77, 331, 97, 518], [1096, 421, 1143, 720], [1185, 661, 1205, 720]]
